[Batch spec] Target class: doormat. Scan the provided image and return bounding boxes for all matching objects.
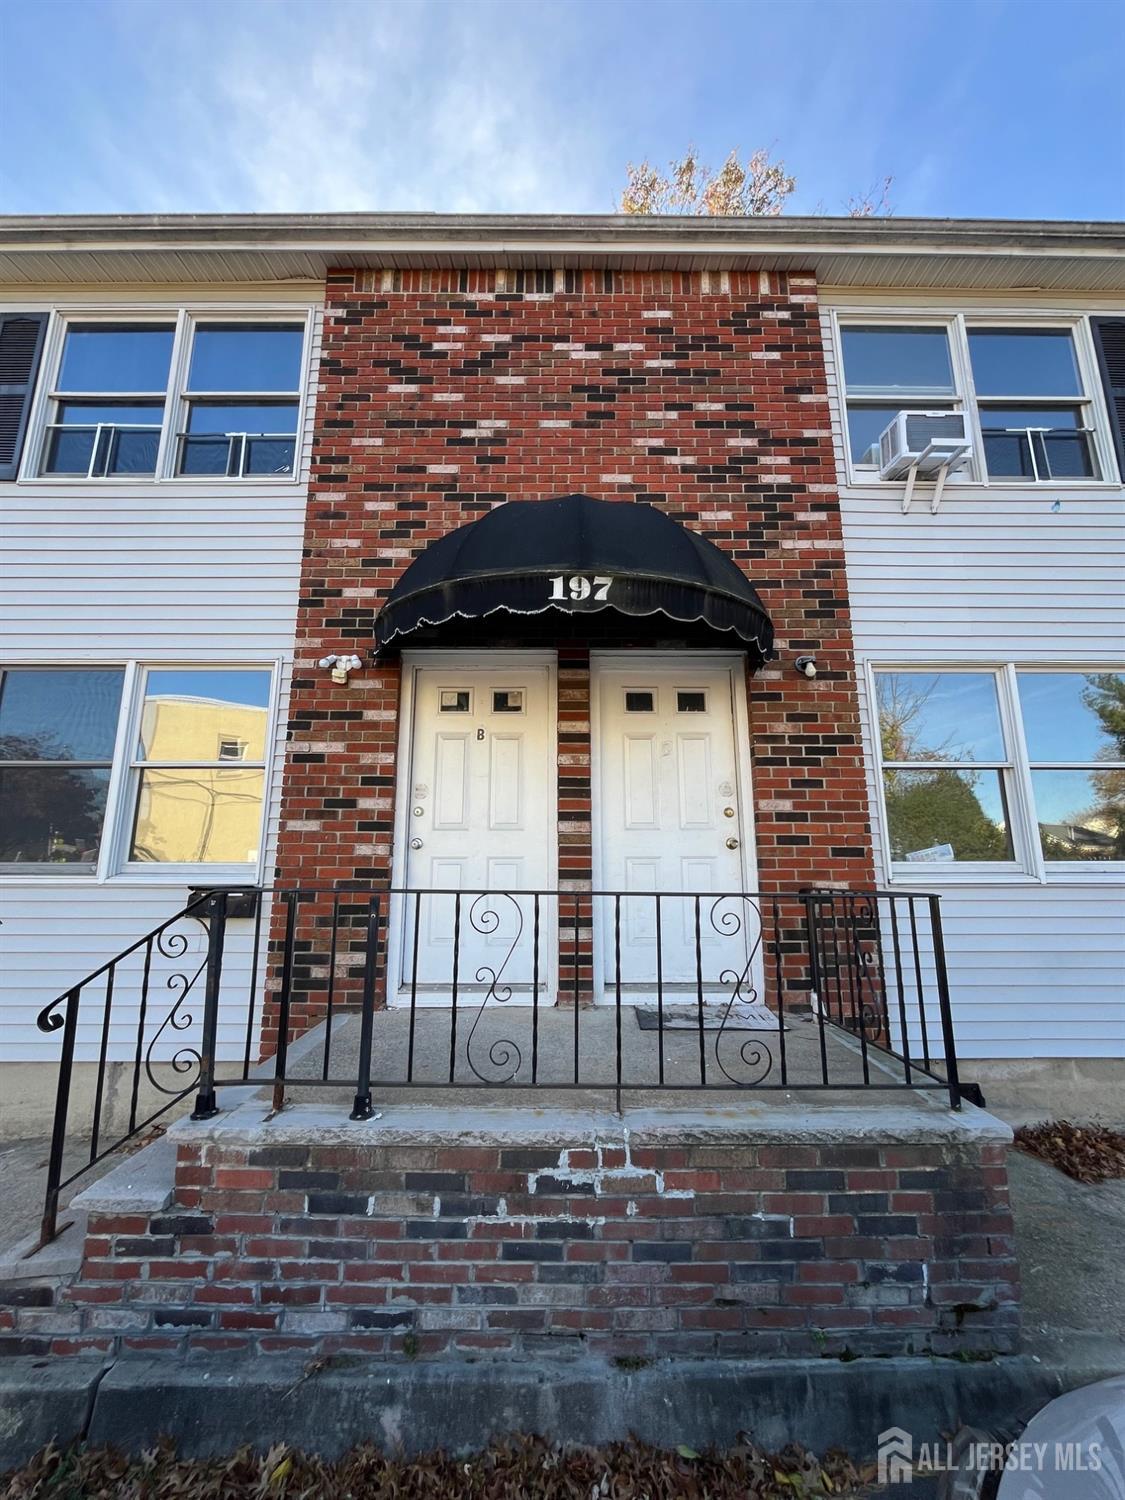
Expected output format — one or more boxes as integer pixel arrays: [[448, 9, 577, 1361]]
[[635, 1003, 785, 1032]]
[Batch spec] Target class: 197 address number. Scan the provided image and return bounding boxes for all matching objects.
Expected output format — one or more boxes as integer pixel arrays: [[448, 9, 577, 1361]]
[[548, 574, 613, 602]]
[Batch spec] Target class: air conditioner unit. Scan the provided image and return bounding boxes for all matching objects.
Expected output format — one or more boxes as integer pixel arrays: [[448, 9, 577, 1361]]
[[878, 410, 972, 480]]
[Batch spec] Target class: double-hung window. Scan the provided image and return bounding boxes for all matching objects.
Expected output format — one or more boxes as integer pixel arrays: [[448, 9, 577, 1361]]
[[176, 324, 303, 477], [0, 669, 125, 868], [874, 670, 1015, 866], [42, 324, 174, 477], [128, 668, 272, 865], [1015, 671, 1125, 863], [837, 314, 1118, 484], [968, 328, 1098, 481], [30, 313, 306, 480], [0, 664, 274, 875], [873, 666, 1125, 876]]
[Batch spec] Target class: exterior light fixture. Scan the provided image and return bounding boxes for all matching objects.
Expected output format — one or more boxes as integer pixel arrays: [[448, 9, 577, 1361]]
[[318, 653, 364, 684], [795, 656, 818, 679]]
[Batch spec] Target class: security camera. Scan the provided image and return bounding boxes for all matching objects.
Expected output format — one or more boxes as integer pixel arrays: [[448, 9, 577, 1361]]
[[795, 656, 818, 679]]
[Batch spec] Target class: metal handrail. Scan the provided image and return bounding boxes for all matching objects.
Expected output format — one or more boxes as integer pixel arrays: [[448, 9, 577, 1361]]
[[34, 885, 961, 1247]]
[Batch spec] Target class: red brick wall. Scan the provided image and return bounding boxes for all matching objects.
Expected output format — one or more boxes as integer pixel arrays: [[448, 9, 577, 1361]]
[[268, 267, 877, 1030], [23, 1132, 1019, 1360]]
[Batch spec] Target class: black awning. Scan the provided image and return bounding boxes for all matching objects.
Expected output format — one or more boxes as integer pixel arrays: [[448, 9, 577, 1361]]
[[374, 494, 773, 659]]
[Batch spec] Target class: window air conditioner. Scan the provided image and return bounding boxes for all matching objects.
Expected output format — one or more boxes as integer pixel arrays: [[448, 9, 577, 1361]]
[[878, 411, 972, 480]]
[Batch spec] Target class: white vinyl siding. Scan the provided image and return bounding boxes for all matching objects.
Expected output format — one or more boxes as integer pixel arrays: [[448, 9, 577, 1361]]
[[0, 286, 320, 1063], [824, 294, 1125, 1060]]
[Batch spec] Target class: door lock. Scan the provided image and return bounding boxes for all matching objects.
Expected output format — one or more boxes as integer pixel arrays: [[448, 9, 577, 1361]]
[[725, 836, 740, 850], [410, 838, 423, 850]]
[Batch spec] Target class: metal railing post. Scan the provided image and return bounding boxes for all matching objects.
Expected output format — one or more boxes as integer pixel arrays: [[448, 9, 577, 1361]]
[[351, 895, 380, 1120], [39, 987, 81, 1248], [191, 892, 229, 1120], [929, 895, 962, 1110]]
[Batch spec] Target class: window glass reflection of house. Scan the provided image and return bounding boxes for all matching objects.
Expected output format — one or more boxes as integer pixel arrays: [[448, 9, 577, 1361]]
[[132, 695, 267, 864]]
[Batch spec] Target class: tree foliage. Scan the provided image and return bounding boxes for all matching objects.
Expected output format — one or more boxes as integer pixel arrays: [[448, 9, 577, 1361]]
[[620, 147, 892, 217]]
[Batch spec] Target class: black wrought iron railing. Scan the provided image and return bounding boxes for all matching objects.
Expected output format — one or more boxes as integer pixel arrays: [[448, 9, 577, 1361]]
[[34, 885, 961, 1245]]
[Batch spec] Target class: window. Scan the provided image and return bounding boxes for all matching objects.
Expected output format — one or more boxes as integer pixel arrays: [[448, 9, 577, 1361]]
[[0, 662, 274, 876], [625, 690, 655, 713], [439, 689, 471, 712], [128, 669, 272, 865], [0, 668, 124, 869], [492, 689, 523, 713], [875, 671, 1015, 865], [41, 324, 174, 476], [677, 690, 707, 713], [29, 313, 306, 481], [837, 314, 1116, 484], [1015, 671, 1125, 862], [968, 329, 1098, 481], [176, 324, 303, 477], [873, 666, 1125, 875], [840, 325, 959, 464]]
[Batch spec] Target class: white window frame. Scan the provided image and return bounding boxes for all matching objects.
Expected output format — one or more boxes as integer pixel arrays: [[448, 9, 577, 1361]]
[[831, 309, 1119, 490], [867, 661, 1125, 885], [18, 307, 313, 485], [0, 659, 281, 884]]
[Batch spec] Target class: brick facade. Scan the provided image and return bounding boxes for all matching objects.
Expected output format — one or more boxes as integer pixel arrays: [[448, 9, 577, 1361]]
[[3, 1126, 1019, 1360], [266, 267, 877, 1034]]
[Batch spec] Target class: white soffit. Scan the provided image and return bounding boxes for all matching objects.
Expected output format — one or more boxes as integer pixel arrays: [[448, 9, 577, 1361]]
[[0, 215, 1122, 293]]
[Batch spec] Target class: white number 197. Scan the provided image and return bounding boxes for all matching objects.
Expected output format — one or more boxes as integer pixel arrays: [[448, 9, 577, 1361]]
[[549, 575, 612, 602]]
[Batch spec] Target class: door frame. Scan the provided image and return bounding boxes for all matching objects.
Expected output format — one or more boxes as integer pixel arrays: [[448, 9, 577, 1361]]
[[386, 649, 559, 1007], [588, 650, 761, 1005]]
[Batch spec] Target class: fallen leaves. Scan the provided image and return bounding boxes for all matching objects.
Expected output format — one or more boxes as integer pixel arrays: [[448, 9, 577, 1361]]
[[1014, 1120, 1125, 1183], [1, 1434, 875, 1498]]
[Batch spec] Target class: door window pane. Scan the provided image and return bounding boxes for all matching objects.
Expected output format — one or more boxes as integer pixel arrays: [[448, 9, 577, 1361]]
[[1018, 672, 1125, 761], [187, 325, 303, 393], [57, 325, 174, 393], [130, 768, 266, 863], [841, 327, 955, 397], [875, 672, 1006, 763], [0, 766, 112, 865], [0, 668, 124, 761], [1032, 771, 1125, 861], [883, 768, 1014, 861], [968, 329, 1082, 397]]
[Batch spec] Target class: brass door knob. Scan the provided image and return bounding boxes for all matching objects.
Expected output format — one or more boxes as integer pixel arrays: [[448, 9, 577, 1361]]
[[725, 836, 740, 850]]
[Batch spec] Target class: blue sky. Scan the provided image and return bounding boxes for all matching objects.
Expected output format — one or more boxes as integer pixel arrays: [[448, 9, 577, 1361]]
[[1, 0, 1122, 219]]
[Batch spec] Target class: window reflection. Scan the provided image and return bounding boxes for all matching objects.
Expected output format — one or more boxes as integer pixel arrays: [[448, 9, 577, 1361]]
[[130, 768, 266, 864], [883, 768, 1013, 862], [876, 672, 1006, 763], [129, 669, 271, 865], [0, 766, 112, 865]]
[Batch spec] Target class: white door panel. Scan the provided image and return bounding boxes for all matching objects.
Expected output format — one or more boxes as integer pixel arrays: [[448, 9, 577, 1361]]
[[396, 665, 552, 1004], [594, 665, 755, 1001]]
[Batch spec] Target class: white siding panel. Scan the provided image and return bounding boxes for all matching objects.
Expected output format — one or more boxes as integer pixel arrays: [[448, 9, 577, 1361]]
[[1, 290, 321, 1064], [823, 302, 1125, 1059]]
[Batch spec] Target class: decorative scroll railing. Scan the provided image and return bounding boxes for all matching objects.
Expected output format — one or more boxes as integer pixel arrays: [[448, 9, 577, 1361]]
[[34, 886, 960, 1245]]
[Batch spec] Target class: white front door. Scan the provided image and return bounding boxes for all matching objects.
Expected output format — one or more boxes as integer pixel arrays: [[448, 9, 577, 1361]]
[[392, 660, 553, 1005], [593, 660, 757, 1003]]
